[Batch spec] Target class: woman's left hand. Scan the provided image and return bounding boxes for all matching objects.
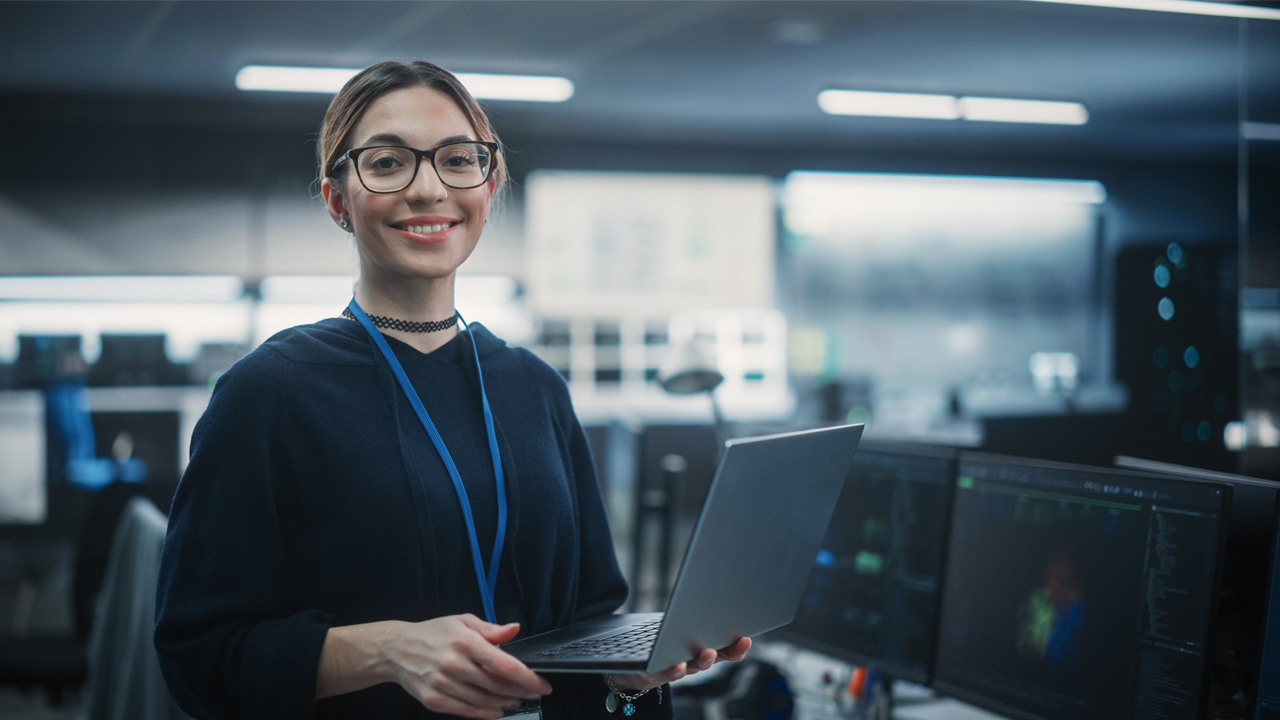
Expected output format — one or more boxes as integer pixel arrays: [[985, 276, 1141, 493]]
[[606, 636, 752, 692]]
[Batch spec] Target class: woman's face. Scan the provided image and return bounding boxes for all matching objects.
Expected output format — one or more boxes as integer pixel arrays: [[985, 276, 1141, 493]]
[[324, 86, 494, 285]]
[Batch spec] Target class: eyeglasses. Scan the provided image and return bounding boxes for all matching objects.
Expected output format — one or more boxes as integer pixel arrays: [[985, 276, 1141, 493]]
[[332, 141, 498, 193]]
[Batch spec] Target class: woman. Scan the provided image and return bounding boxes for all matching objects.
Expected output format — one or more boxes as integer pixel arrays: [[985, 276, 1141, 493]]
[[154, 60, 749, 720]]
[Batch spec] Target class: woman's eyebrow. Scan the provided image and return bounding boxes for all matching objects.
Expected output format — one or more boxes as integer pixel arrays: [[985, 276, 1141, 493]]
[[361, 132, 408, 146], [359, 132, 478, 148]]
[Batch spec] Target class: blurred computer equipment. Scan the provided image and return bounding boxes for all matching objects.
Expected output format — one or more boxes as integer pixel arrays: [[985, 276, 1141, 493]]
[[628, 424, 719, 611], [772, 440, 957, 685], [87, 334, 182, 388], [1115, 456, 1280, 719], [932, 453, 1230, 720], [1114, 243, 1238, 472], [1256, 507, 1280, 720], [13, 335, 83, 390], [186, 342, 247, 388]]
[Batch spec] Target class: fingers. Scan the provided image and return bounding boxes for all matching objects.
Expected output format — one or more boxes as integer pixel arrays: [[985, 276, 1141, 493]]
[[456, 615, 552, 697], [628, 637, 753, 689], [461, 615, 523, 645], [393, 615, 552, 718], [422, 679, 522, 719], [716, 637, 752, 663]]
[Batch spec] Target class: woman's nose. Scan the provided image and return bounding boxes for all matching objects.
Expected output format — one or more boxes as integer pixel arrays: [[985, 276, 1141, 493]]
[[403, 157, 448, 202]]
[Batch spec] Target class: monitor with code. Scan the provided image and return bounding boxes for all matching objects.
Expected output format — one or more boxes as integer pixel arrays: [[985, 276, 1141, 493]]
[[932, 453, 1229, 720], [774, 441, 956, 683]]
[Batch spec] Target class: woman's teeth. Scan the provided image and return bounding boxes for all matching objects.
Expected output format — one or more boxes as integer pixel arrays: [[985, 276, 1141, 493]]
[[407, 223, 449, 234]]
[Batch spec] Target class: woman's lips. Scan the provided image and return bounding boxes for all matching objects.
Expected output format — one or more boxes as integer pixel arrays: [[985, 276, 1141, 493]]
[[391, 220, 459, 243]]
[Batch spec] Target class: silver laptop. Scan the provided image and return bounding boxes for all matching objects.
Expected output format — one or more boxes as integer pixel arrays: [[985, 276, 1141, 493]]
[[502, 423, 864, 673]]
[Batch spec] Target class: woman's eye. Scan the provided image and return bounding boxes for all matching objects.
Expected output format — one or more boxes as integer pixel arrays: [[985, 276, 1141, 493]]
[[362, 150, 410, 174], [440, 151, 477, 168]]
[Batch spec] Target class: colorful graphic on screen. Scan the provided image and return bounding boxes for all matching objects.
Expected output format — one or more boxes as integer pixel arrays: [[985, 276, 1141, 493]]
[[1017, 551, 1084, 668]]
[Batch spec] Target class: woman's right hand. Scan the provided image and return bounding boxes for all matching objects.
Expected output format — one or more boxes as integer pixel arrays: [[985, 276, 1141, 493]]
[[384, 614, 552, 719], [318, 614, 550, 718]]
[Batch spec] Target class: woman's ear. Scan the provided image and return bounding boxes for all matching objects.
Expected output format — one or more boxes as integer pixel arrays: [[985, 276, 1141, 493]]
[[321, 178, 350, 230]]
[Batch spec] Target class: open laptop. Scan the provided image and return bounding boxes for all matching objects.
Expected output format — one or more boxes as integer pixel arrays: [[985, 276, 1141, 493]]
[[502, 423, 864, 673]]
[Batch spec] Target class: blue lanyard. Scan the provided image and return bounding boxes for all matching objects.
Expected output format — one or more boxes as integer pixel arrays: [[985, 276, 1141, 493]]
[[347, 298, 507, 624]]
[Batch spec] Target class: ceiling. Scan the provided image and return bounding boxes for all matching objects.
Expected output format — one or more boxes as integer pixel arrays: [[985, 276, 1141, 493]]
[[1, 0, 1278, 165]]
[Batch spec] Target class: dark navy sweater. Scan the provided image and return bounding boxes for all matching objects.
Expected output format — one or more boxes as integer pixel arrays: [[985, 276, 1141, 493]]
[[155, 318, 664, 719]]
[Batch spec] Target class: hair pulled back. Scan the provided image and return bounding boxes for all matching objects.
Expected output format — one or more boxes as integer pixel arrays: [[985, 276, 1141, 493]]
[[317, 61, 506, 197]]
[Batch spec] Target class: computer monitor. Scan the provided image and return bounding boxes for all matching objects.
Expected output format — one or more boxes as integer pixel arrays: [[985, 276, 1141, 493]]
[[13, 334, 83, 388], [87, 333, 181, 387], [933, 452, 1230, 720], [773, 440, 957, 684], [1115, 456, 1280, 718], [1257, 505, 1280, 720]]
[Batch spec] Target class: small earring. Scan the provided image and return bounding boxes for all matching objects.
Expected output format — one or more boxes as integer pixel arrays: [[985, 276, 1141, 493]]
[[340, 218, 350, 230]]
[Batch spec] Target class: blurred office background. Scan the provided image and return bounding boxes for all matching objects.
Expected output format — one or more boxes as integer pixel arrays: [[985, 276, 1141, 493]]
[[0, 0, 1277, 717]]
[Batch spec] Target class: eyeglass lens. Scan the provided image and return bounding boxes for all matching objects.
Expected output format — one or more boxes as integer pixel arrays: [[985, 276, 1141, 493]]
[[356, 143, 492, 192]]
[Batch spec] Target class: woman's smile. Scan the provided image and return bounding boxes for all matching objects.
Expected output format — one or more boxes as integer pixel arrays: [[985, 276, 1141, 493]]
[[390, 215, 462, 244]]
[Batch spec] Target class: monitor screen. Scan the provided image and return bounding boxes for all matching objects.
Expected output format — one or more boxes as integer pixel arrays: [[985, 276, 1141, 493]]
[[1115, 456, 1280, 717], [774, 441, 956, 683], [1257, 505, 1280, 718], [933, 453, 1230, 720]]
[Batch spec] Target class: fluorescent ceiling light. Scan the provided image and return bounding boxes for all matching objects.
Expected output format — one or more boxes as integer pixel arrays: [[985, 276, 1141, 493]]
[[785, 171, 1107, 205], [0, 276, 245, 302], [457, 73, 574, 103], [818, 89, 959, 120], [959, 96, 1088, 125], [1023, 0, 1280, 20], [820, 90, 1088, 125], [235, 65, 574, 102], [235, 65, 357, 93], [1243, 122, 1280, 141]]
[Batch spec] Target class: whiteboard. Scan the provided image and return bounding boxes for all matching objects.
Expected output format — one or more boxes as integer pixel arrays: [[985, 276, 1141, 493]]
[[525, 171, 775, 317]]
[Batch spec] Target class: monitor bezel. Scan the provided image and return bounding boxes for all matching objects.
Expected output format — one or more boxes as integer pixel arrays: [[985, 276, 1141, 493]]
[[930, 451, 1233, 720], [772, 440, 960, 685]]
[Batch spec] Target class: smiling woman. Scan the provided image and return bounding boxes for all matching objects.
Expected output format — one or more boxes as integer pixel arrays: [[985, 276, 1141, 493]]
[[152, 60, 748, 720]]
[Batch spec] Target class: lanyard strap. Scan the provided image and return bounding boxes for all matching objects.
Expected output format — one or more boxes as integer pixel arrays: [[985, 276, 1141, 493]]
[[347, 298, 507, 624]]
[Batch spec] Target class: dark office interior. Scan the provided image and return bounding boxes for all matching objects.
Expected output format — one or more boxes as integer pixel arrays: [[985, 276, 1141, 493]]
[[0, 2, 1278, 719]]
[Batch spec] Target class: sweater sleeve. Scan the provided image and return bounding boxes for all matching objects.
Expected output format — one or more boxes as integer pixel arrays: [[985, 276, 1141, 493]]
[[544, 375, 674, 720], [154, 352, 332, 720]]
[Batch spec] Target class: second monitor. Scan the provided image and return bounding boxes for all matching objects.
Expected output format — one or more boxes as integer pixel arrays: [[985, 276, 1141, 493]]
[[932, 452, 1230, 720], [774, 440, 957, 684]]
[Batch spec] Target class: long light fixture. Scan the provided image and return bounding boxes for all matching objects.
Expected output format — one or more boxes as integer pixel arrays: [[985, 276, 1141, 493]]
[[0, 275, 245, 302], [784, 171, 1107, 206], [234, 65, 574, 102], [1243, 122, 1280, 141], [817, 90, 960, 120], [818, 89, 1088, 125], [1023, 0, 1280, 20]]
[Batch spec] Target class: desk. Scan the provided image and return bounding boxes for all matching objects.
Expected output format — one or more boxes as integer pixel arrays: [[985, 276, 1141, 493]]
[[749, 642, 1007, 720]]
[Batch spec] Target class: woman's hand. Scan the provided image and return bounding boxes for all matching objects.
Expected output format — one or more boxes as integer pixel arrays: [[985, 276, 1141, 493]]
[[607, 636, 752, 692], [318, 614, 551, 719], [386, 614, 552, 718]]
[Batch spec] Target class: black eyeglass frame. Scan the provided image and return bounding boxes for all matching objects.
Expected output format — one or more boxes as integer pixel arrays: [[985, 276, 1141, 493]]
[[331, 140, 499, 193]]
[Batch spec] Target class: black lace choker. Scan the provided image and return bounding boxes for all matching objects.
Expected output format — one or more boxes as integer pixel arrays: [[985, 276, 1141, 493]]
[[341, 307, 459, 333]]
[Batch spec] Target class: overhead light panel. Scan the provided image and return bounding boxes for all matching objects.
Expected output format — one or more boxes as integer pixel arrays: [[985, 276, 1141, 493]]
[[234, 65, 358, 94], [819, 89, 1087, 125], [0, 275, 245, 302], [818, 90, 959, 120], [1023, 0, 1280, 20], [456, 73, 574, 103], [785, 171, 1107, 206], [235, 65, 574, 102], [959, 96, 1088, 125], [1243, 122, 1280, 141]]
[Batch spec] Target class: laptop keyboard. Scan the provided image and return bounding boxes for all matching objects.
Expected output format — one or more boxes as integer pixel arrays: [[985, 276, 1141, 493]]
[[529, 619, 664, 660]]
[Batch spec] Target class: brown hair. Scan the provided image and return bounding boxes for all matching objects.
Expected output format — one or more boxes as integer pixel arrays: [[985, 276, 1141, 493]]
[[317, 61, 506, 198]]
